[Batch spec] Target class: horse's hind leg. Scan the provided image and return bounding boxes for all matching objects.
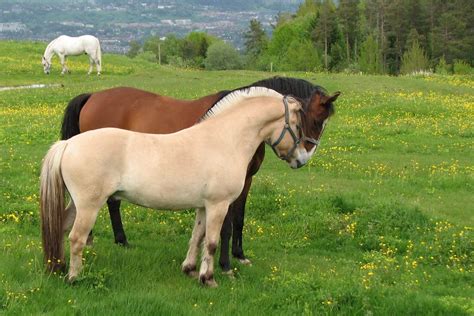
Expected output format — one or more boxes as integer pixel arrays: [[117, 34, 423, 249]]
[[88, 57, 93, 75], [95, 59, 101, 76], [67, 205, 101, 282], [199, 202, 229, 287], [63, 201, 76, 233], [59, 54, 67, 75], [182, 208, 205, 278], [219, 207, 233, 273]]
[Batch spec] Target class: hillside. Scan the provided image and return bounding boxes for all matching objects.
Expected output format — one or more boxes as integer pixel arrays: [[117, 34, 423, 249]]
[[0, 41, 473, 314], [0, 0, 300, 52]]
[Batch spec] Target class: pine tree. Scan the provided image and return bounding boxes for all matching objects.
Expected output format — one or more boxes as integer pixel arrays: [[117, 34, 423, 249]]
[[243, 19, 268, 58], [400, 37, 429, 74], [338, 0, 360, 63], [359, 34, 382, 74], [313, 0, 338, 70]]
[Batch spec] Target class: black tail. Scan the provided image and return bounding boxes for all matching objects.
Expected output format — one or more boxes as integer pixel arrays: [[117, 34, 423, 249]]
[[61, 93, 92, 140]]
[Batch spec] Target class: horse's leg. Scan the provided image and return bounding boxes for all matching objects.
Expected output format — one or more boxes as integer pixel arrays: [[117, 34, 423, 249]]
[[218, 206, 233, 273], [230, 144, 265, 265], [59, 54, 67, 75], [107, 198, 128, 245], [95, 58, 101, 75], [67, 205, 100, 282], [88, 57, 93, 75], [63, 201, 76, 233], [182, 208, 205, 278], [199, 201, 229, 287], [231, 176, 253, 265]]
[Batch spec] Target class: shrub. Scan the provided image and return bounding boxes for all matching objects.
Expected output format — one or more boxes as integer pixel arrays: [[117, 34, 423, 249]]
[[453, 60, 473, 75], [400, 39, 429, 75], [435, 56, 451, 75], [204, 41, 242, 70]]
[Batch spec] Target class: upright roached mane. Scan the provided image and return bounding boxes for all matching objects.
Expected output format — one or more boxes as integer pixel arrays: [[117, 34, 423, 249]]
[[200, 87, 283, 121]]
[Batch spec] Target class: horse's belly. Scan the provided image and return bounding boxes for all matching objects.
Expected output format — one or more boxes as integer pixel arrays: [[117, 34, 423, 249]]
[[116, 185, 205, 210]]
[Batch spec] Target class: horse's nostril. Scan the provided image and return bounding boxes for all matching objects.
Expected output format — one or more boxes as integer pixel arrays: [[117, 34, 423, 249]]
[[296, 160, 303, 168]]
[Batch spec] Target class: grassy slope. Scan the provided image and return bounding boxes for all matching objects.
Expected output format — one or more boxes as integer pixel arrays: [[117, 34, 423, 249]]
[[0, 41, 473, 315]]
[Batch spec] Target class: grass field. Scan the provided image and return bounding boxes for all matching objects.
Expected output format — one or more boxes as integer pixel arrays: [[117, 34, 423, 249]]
[[0, 41, 473, 315]]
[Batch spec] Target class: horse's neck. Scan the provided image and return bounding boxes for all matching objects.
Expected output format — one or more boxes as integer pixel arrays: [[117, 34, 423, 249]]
[[44, 40, 57, 61], [205, 100, 283, 157]]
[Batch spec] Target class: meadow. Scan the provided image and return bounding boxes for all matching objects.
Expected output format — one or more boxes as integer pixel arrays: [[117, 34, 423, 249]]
[[0, 41, 472, 315]]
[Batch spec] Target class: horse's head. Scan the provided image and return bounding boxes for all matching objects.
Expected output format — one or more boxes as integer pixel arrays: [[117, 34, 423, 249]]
[[268, 96, 314, 169], [42, 56, 51, 74], [297, 90, 340, 161]]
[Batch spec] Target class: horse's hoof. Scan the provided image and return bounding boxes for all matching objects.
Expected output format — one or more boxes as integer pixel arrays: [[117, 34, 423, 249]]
[[187, 270, 199, 279], [222, 269, 235, 278], [66, 274, 77, 284], [201, 277, 218, 288], [199, 273, 218, 287], [86, 235, 94, 246], [238, 258, 252, 265], [182, 264, 198, 278]]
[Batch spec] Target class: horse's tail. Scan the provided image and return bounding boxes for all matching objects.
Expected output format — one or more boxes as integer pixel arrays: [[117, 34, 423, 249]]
[[40, 141, 68, 272], [61, 93, 91, 140]]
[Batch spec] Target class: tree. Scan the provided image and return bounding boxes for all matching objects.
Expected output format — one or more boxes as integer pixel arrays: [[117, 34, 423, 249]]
[[143, 36, 161, 62], [204, 41, 242, 70], [127, 40, 141, 58], [283, 39, 323, 71], [313, 0, 338, 70], [243, 19, 268, 58], [359, 34, 382, 74], [296, 0, 320, 17], [400, 38, 429, 74], [338, 0, 360, 63], [180, 32, 216, 68]]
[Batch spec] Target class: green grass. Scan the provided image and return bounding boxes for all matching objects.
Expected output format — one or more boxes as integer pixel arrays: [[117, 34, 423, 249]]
[[1, 40, 473, 315]]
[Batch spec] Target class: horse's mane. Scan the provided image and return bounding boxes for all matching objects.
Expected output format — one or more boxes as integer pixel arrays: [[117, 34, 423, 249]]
[[44, 38, 59, 57], [210, 76, 327, 113], [248, 76, 327, 99], [200, 87, 282, 121]]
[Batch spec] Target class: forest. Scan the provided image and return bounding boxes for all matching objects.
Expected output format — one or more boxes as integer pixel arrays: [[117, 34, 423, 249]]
[[128, 0, 474, 75]]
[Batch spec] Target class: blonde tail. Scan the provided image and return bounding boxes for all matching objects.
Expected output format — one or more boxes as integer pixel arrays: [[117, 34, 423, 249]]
[[40, 141, 68, 272]]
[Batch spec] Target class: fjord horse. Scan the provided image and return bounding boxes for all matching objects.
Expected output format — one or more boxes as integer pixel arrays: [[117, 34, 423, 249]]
[[61, 77, 340, 272], [41, 88, 311, 286]]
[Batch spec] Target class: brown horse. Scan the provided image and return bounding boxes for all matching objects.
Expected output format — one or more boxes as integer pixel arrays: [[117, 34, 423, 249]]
[[61, 76, 340, 272]]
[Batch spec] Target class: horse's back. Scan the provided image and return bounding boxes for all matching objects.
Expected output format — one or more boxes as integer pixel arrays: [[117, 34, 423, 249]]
[[53, 35, 99, 55], [79, 87, 218, 134]]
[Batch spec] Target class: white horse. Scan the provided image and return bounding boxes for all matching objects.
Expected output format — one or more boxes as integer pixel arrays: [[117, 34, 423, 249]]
[[42, 35, 102, 75], [40, 87, 314, 287]]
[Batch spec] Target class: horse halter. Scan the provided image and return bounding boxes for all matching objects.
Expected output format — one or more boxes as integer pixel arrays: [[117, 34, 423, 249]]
[[269, 96, 319, 161]]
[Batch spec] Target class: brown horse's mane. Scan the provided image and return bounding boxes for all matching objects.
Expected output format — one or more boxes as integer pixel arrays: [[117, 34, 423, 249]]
[[212, 76, 333, 116]]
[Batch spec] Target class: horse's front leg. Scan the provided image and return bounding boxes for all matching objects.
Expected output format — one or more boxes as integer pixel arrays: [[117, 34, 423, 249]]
[[200, 201, 229, 287], [107, 198, 128, 245], [182, 208, 205, 278], [59, 54, 67, 75]]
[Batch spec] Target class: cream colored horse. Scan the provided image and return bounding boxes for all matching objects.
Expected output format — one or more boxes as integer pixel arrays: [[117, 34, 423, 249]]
[[40, 87, 313, 287]]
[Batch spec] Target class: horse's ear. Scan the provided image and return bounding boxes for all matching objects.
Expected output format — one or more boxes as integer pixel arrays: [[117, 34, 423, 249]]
[[323, 91, 341, 105]]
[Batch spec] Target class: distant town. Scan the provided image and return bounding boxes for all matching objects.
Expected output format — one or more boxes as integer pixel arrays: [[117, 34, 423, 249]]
[[0, 0, 300, 53]]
